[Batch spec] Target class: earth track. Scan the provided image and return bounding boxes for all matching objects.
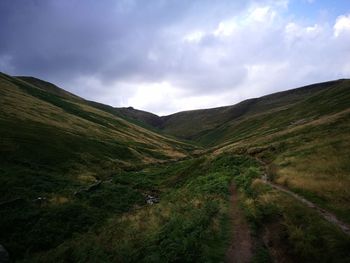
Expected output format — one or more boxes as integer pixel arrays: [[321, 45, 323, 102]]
[[255, 157, 350, 236], [225, 184, 253, 263], [263, 179, 350, 236]]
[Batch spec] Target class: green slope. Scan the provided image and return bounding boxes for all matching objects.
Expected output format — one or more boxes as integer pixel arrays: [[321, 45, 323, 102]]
[[0, 71, 198, 203], [200, 79, 350, 146], [115, 78, 350, 240], [1, 72, 350, 262], [114, 80, 350, 225], [16, 76, 83, 101], [116, 79, 347, 145], [0, 72, 198, 261], [211, 79, 350, 225]]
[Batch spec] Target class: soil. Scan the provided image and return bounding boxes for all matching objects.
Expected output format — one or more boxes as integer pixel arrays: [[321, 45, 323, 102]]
[[265, 180, 350, 236], [225, 184, 253, 263]]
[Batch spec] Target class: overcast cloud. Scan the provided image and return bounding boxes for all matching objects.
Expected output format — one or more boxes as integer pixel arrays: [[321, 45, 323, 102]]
[[0, 0, 349, 115]]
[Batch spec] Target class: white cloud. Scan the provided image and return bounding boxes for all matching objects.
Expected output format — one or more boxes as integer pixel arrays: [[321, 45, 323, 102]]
[[124, 81, 182, 115], [213, 19, 237, 37], [248, 6, 275, 23], [285, 22, 323, 44], [183, 30, 205, 43], [334, 14, 350, 37]]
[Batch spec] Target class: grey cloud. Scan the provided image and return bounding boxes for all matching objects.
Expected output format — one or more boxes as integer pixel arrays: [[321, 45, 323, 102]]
[[0, 0, 248, 81], [0, 0, 349, 114]]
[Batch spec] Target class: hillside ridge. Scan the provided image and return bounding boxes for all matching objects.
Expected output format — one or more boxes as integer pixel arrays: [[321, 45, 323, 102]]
[[114, 79, 348, 142], [1, 71, 350, 262], [16, 73, 347, 127]]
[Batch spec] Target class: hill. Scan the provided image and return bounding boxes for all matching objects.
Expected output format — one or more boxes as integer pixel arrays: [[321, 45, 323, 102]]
[[16, 76, 83, 101], [1, 72, 194, 168], [0, 72, 200, 261], [114, 107, 163, 128], [115, 79, 350, 260], [116, 80, 347, 144], [1, 72, 350, 262], [212, 79, 350, 225], [117, 78, 350, 225], [0, 72, 196, 199]]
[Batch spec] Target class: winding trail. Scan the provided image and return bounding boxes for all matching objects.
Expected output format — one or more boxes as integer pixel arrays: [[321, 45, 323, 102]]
[[225, 184, 253, 263], [225, 158, 350, 263], [262, 178, 350, 236]]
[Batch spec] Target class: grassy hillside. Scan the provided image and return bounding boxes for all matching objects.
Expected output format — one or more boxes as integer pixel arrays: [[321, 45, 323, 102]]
[[116, 80, 344, 143], [16, 76, 83, 101], [115, 79, 350, 225], [114, 107, 163, 128], [114, 79, 350, 261], [0, 72, 198, 260], [5, 152, 349, 262], [0, 72, 198, 199], [212, 80, 350, 226], [19, 154, 255, 262], [1, 72, 349, 262], [199, 80, 350, 262], [200, 80, 349, 146]]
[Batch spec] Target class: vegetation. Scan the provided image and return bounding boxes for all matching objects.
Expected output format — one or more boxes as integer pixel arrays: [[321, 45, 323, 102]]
[[235, 175, 350, 263], [216, 84, 350, 225], [1, 72, 350, 262], [1, 154, 256, 262]]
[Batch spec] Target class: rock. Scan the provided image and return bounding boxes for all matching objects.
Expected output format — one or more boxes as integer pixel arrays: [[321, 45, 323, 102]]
[[34, 196, 48, 205], [262, 173, 268, 182], [0, 244, 10, 263], [146, 195, 159, 205]]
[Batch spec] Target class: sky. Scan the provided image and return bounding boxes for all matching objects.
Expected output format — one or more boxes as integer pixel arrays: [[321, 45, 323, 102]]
[[0, 0, 350, 115]]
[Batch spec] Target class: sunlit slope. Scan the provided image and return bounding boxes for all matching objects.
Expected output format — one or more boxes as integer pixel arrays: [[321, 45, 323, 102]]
[[215, 79, 350, 224], [0, 72, 194, 201]]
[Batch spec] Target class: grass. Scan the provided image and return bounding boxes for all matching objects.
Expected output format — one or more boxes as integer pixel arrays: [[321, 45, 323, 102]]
[[256, 110, 350, 224], [142, 79, 347, 142], [0, 154, 256, 262], [0, 72, 197, 261], [212, 82, 350, 226], [0, 73, 194, 165], [234, 172, 350, 263], [1, 71, 350, 262]]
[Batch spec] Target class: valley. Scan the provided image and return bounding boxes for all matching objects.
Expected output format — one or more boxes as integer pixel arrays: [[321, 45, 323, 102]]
[[0, 72, 350, 262]]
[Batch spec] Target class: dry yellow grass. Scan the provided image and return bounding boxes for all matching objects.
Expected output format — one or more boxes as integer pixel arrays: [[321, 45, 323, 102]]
[[213, 103, 350, 222], [0, 77, 193, 163]]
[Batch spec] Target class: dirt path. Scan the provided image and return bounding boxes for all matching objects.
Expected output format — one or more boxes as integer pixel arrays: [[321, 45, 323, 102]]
[[225, 184, 253, 263], [255, 156, 350, 236], [263, 179, 350, 236]]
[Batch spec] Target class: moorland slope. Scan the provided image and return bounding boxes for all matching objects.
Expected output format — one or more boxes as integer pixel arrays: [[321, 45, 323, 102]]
[[1, 72, 350, 262]]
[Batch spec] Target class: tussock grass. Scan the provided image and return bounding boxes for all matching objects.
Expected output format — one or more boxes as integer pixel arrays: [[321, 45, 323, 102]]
[[235, 164, 350, 263]]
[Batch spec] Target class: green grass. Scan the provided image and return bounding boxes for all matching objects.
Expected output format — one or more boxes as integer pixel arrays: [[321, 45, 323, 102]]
[[0, 154, 256, 262], [1, 71, 350, 262], [235, 173, 350, 263], [0, 72, 198, 261], [137, 79, 347, 143], [249, 111, 350, 224]]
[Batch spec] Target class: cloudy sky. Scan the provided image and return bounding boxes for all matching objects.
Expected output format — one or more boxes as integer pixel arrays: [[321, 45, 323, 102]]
[[0, 0, 349, 115]]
